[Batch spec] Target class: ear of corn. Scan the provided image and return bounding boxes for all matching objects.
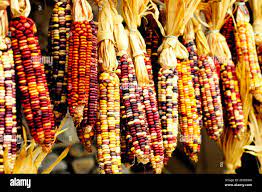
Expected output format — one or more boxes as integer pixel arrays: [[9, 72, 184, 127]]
[[47, 1, 72, 127], [67, 20, 92, 125], [96, 72, 122, 174], [0, 37, 17, 173], [199, 56, 224, 139], [144, 55, 164, 173], [116, 54, 151, 165], [78, 21, 98, 152], [177, 60, 201, 163], [10, 16, 55, 151]]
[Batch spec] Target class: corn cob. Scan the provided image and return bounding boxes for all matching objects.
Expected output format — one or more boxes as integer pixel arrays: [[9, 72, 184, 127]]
[[77, 21, 98, 152], [10, 16, 55, 151], [67, 19, 93, 126], [198, 56, 224, 140], [183, 39, 202, 127], [221, 17, 237, 64], [116, 55, 151, 165], [96, 72, 121, 174], [235, 21, 262, 102], [48, 1, 72, 127], [220, 59, 245, 135], [0, 36, 17, 173], [177, 60, 201, 162], [157, 68, 178, 158], [143, 55, 164, 173]]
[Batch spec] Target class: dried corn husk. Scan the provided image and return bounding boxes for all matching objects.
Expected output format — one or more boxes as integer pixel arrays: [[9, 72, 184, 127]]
[[0, 0, 9, 10], [72, 0, 93, 22], [97, 0, 118, 72], [158, 0, 201, 70], [121, 0, 162, 86], [10, 0, 31, 18], [4, 118, 70, 174]]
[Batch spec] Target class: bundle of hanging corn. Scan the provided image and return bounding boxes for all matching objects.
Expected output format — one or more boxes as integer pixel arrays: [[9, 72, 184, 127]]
[[110, 2, 143, 167], [9, 0, 56, 152], [157, 0, 201, 163], [68, 0, 98, 152], [122, 0, 165, 173], [234, 0, 262, 103], [203, 0, 251, 173], [0, 9, 18, 174], [96, 0, 121, 174], [192, 16, 224, 141], [47, 0, 72, 127]]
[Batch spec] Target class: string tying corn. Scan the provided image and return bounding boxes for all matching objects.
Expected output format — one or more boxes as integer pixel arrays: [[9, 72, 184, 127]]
[[47, 0, 72, 127]]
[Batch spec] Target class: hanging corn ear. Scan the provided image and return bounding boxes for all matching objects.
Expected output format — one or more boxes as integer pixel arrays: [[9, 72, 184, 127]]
[[10, 15, 55, 152], [142, 55, 164, 173], [110, 2, 150, 166], [96, 0, 121, 174], [234, 1, 262, 102], [0, 16, 17, 173], [77, 20, 98, 152], [204, 0, 245, 136], [183, 20, 202, 127], [177, 60, 201, 163], [47, 0, 72, 127], [192, 17, 224, 140], [122, 0, 166, 171]]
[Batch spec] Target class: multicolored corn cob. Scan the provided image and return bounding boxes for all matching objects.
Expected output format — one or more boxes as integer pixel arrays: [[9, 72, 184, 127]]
[[143, 55, 164, 173], [183, 39, 202, 127], [219, 59, 245, 135], [116, 54, 151, 165], [0, 37, 17, 173], [177, 60, 201, 162], [67, 20, 92, 125], [157, 68, 178, 159], [77, 21, 98, 152], [96, 72, 122, 174], [198, 56, 224, 140], [10, 16, 55, 151], [48, 0, 72, 127]]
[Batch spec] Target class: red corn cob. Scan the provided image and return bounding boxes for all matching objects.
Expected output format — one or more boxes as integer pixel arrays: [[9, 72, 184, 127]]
[[10, 16, 55, 151]]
